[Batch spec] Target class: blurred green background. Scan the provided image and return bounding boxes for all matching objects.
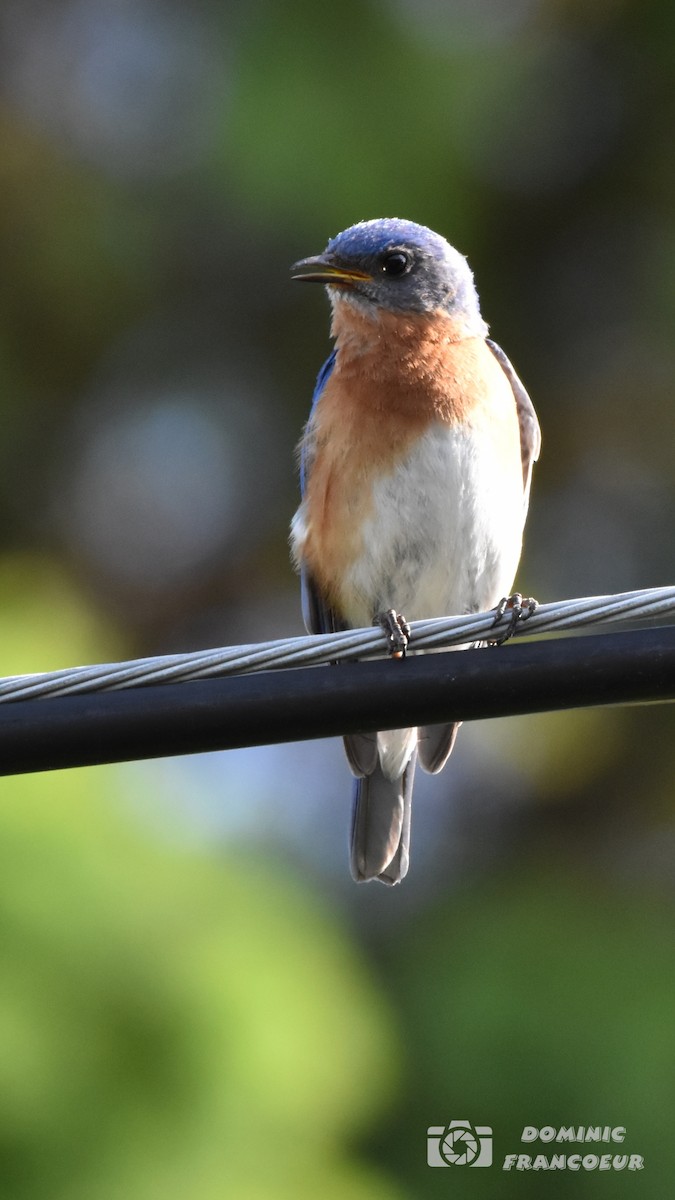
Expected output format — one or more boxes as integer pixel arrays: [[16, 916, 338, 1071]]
[[0, 0, 673, 1195]]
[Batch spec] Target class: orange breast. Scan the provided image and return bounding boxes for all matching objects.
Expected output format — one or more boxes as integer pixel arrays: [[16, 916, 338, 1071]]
[[300, 303, 518, 609]]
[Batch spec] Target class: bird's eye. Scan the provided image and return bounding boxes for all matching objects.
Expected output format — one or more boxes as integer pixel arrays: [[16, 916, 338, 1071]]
[[381, 250, 412, 277]]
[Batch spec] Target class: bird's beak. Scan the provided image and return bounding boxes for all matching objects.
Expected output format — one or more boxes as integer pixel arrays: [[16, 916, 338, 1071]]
[[290, 254, 372, 286]]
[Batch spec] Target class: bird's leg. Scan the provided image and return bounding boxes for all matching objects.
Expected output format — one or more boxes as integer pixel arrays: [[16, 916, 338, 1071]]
[[491, 593, 538, 645], [376, 609, 411, 658]]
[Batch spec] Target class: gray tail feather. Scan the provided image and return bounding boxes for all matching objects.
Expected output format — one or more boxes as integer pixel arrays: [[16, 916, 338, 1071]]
[[343, 731, 378, 776], [418, 721, 461, 774], [350, 751, 416, 886]]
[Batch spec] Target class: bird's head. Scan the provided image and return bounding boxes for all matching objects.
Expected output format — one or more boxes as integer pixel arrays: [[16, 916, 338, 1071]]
[[291, 218, 487, 334]]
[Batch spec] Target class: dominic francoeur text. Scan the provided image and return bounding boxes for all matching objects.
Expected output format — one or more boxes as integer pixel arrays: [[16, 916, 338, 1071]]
[[503, 1126, 644, 1172]]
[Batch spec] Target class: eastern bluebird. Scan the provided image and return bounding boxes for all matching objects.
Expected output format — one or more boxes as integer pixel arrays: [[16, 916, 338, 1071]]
[[290, 218, 540, 886]]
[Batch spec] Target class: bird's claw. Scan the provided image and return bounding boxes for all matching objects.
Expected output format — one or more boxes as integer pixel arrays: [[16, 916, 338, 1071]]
[[491, 593, 538, 645], [376, 609, 411, 658]]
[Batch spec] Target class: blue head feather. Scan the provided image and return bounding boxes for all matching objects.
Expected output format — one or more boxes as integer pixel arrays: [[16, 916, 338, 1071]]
[[320, 218, 487, 330]]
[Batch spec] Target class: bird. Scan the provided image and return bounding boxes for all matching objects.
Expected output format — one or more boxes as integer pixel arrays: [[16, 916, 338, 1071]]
[[290, 218, 540, 885]]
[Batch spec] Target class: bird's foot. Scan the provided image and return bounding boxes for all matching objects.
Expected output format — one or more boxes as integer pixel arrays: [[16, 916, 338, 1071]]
[[491, 593, 538, 645], [376, 609, 411, 658]]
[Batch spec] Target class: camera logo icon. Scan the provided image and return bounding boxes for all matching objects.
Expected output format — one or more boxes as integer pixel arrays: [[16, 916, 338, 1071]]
[[427, 1121, 493, 1167]]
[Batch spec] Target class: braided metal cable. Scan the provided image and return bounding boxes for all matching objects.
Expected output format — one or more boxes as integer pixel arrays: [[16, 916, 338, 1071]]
[[0, 584, 673, 704]]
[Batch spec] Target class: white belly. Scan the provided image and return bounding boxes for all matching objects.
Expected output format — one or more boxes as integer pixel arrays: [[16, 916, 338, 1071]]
[[341, 421, 525, 627]]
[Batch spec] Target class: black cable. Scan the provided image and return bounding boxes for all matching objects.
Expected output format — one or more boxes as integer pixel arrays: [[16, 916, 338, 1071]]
[[0, 626, 673, 776]]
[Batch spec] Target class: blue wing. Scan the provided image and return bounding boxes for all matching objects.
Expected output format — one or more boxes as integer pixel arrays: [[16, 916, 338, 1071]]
[[300, 348, 336, 492], [299, 349, 344, 636]]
